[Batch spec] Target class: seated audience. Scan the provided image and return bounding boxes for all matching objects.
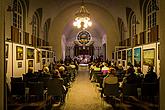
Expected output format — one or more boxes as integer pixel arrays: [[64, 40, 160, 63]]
[[101, 63, 110, 76], [102, 68, 118, 88], [25, 67, 35, 80], [144, 65, 157, 83]]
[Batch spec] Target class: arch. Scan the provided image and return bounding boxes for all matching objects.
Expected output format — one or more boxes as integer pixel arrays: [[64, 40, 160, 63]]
[[49, 2, 119, 60]]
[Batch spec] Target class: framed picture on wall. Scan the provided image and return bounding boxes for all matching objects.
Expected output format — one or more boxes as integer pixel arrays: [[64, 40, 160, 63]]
[[127, 49, 132, 66], [18, 62, 22, 68], [27, 48, 34, 59], [112, 52, 114, 59], [42, 51, 46, 58], [28, 60, 33, 67], [42, 59, 46, 65], [122, 50, 126, 60], [134, 48, 141, 67], [118, 51, 121, 59], [16, 46, 23, 60], [36, 50, 40, 63], [143, 49, 155, 66], [5, 44, 9, 58], [122, 61, 125, 67], [47, 51, 50, 58]]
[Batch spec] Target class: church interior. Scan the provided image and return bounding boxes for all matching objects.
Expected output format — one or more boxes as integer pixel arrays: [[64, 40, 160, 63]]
[[1, 0, 165, 109]]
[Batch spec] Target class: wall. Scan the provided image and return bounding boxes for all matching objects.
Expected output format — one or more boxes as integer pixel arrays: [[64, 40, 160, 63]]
[[160, 0, 165, 109], [115, 42, 159, 75]]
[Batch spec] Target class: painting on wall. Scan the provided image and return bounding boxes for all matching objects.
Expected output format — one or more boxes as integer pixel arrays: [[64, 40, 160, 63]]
[[42, 51, 46, 58], [28, 60, 33, 67], [122, 50, 126, 60], [112, 52, 114, 59], [122, 61, 125, 67], [18, 62, 22, 68], [42, 59, 46, 65], [47, 51, 50, 58], [134, 48, 141, 67], [127, 49, 132, 66], [16, 46, 23, 60], [118, 51, 121, 59], [36, 50, 40, 63], [143, 49, 155, 66], [27, 48, 34, 59], [5, 44, 9, 58]]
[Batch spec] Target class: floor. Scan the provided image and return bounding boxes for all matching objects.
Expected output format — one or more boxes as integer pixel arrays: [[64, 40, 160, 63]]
[[51, 65, 113, 110]]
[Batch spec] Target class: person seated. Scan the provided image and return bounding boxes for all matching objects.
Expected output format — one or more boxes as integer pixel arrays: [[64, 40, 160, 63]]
[[144, 65, 157, 83], [101, 63, 110, 77], [25, 67, 35, 81], [50, 70, 67, 103], [102, 68, 118, 87], [116, 64, 125, 81], [91, 63, 101, 82], [122, 65, 138, 85], [101, 68, 118, 97]]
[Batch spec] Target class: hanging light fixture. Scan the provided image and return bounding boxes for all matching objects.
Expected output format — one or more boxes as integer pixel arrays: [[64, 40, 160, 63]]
[[73, 0, 92, 29]]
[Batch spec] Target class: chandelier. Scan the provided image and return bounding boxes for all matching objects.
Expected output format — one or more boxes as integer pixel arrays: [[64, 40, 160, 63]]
[[73, 0, 92, 29]]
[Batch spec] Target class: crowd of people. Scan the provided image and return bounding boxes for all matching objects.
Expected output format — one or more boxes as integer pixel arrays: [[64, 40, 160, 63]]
[[88, 60, 159, 99], [8, 59, 79, 105]]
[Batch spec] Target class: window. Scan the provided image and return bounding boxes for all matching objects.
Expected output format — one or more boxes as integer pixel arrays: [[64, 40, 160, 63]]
[[120, 22, 125, 42], [32, 14, 39, 38], [146, 0, 158, 43], [131, 15, 137, 37], [43, 22, 49, 43], [129, 13, 137, 46], [13, 0, 24, 44]]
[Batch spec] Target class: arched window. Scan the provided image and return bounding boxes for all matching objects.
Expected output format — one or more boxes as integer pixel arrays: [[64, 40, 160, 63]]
[[145, 0, 158, 43], [131, 15, 137, 37], [13, 0, 24, 43], [129, 13, 137, 46], [32, 14, 39, 38], [43, 22, 49, 43], [120, 22, 125, 41]]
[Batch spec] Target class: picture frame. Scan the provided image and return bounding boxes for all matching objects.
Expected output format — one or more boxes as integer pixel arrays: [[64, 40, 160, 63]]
[[27, 48, 34, 59], [112, 52, 114, 59], [134, 48, 141, 67], [47, 51, 50, 58], [28, 60, 33, 67], [16, 46, 23, 60], [122, 50, 126, 60], [143, 48, 155, 66], [42, 59, 46, 65], [42, 51, 46, 58], [5, 44, 9, 58], [127, 49, 132, 66], [118, 51, 121, 59], [18, 62, 22, 68]]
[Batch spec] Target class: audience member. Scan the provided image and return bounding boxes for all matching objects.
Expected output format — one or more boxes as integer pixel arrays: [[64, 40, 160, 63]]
[[144, 65, 157, 83]]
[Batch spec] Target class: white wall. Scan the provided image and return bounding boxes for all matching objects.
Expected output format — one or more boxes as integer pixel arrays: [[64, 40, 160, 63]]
[[142, 43, 157, 75]]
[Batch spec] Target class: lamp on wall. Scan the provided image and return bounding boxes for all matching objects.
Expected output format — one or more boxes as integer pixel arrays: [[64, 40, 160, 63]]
[[73, 0, 92, 29]]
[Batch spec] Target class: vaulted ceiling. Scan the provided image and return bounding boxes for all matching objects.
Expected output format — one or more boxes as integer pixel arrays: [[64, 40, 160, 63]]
[[29, 0, 140, 59]]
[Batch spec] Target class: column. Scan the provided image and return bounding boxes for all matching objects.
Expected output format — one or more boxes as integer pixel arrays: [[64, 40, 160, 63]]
[[160, 0, 165, 109], [0, 0, 5, 109]]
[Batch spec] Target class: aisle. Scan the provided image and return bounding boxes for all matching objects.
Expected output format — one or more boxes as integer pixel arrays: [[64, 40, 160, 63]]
[[51, 65, 113, 110], [64, 66, 103, 110]]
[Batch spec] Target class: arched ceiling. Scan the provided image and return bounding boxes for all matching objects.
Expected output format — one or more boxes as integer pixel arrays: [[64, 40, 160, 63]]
[[28, 0, 140, 59]]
